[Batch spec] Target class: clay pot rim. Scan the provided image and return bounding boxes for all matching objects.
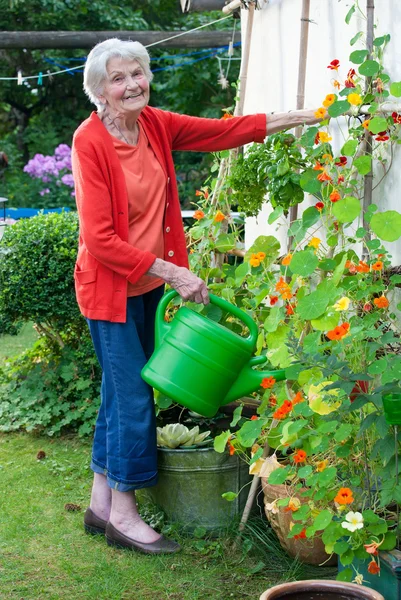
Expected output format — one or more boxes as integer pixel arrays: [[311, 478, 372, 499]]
[[259, 579, 384, 600]]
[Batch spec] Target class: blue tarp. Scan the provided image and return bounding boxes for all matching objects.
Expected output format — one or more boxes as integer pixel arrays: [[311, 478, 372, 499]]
[[5, 207, 71, 219]]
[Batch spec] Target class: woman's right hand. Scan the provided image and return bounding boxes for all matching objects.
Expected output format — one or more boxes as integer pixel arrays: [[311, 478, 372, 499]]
[[147, 259, 209, 304]]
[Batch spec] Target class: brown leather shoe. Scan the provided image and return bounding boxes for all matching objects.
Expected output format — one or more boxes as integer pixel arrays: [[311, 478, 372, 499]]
[[105, 522, 181, 554], [84, 507, 108, 536]]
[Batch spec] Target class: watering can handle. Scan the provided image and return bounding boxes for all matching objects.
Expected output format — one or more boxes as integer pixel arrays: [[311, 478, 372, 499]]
[[155, 289, 259, 348]]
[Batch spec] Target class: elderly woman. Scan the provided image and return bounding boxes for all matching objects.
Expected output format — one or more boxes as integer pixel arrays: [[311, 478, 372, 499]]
[[72, 37, 321, 554]]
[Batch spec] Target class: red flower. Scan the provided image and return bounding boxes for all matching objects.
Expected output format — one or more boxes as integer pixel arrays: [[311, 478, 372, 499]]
[[294, 528, 307, 540], [334, 487, 354, 505], [293, 449, 307, 464], [286, 303, 295, 316], [392, 112, 401, 124], [327, 59, 340, 71], [335, 156, 347, 167], [327, 323, 350, 341], [221, 112, 234, 120], [317, 171, 332, 182], [227, 441, 236, 455], [337, 175, 345, 183], [345, 68, 356, 88], [315, 202, 324, 211], [250, 415, 259, 421], [363, 302, 372, 312], [376, 131, 389, 141], [270, 295, 279, 306], [261, 376, 276, 389], [368, 560, 380, 575], [330, 191, 341, 202]]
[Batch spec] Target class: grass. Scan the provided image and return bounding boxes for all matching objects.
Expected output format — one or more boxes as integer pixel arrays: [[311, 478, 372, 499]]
[[0, 322, 38, 361], [0, 432, 312, 600]]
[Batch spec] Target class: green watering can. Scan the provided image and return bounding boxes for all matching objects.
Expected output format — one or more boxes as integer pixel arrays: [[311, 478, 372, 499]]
[[141, 289, 286, 418]]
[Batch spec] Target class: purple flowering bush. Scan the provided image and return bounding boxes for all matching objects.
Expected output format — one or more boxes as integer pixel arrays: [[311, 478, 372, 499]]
[[2, 143, 76, 209]]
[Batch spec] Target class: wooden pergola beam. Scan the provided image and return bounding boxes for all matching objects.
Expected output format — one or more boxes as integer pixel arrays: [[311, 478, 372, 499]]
[[0, 30, 240, 50], [179, 0, 227, 11]]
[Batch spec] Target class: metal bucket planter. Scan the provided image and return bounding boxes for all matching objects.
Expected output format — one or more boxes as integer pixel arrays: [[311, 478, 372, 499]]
[[261, 479, 337, 566], [259, 580, 385, 600], [338, 549, 401, 600], [143, 446, 251, 532]]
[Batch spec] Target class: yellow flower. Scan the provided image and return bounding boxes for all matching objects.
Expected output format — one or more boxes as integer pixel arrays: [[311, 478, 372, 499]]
[[256, 252, 266, 260], [308, 237, 321, 249], [348, 93, 362, 106], [315, 107, 326, 119], [214, 210, 225, 222], [316, 460, 328, 472], [249, 254, 260, 267], [323, 94, 336, 107], [318, 131, 332, 143], [333, 297, 351, 311]]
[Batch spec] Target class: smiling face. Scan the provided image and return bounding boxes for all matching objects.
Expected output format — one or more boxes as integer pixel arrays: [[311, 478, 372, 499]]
[[98, 57, 150, 117]]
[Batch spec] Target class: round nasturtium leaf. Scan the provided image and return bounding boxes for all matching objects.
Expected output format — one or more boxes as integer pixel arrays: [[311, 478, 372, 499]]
[[332, 196, 361, 223], [289, 250, 319, 277], [390, 82, 401, 97], [297, 290, 330, 320], [349, 49, 369, 64], [368, 117, 389, 134], [311, 311, 340, 332], [341, 139, 358, 156], [328, 100, 351, 118], [353, 155, 372, 175], [358, 60, 380, 77], [370, 211, 401, 241]]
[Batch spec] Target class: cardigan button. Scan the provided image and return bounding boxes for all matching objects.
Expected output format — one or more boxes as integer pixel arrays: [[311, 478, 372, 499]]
[[165, 226, 170, 233], [168, 250, 174, 257]]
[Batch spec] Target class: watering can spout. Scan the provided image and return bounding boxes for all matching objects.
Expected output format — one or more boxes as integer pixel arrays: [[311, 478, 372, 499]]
[[222, 356, 286, 405]]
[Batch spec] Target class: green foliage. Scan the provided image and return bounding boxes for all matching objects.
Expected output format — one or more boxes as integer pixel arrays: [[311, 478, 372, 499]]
[[228, 133, 308, 216], [0, 211, 80, 334]]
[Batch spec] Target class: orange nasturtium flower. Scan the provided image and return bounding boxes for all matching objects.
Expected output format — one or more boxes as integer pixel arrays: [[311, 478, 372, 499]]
[[292, 391, 304, 405], [323, 94, 336, 107], [313, 161, 324, 171], [330, 191, 341, 202], [282, 253, 292, 266], [364, 542, 381, 555], [261, 376, 276, 389], [334, 487, 354, 505], [308, 237, 321, 249], [367, 560, 381, 575], [193, 210, 205, 220], [250, 415, 259, 421], [314, 107, 326, 119], [374, 295, 389, 309], [221, 111, 234, 120], [317, 170, 332, 182], [214, 211, 225, 222], [362, 119, 371, 130], [371, 260, 383, 271], [293, 450, 307, 464], [327, 323, 350, 341], [256, 252, 266, 260], [294, 528, 307, 540], [249, 253, 261, 267], [285, 498, 301, 513], [286, 303, 295, 316], [333, 80, 341, 90], [316, 460, 328, 472], [356, 260, 370, 273]]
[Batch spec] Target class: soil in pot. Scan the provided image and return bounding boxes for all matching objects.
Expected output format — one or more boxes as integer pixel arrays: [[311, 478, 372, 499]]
[[260, 580, 385, 600]]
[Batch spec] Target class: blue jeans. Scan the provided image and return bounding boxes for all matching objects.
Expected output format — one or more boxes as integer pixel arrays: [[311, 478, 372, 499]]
[[86, 285, 164, 492]]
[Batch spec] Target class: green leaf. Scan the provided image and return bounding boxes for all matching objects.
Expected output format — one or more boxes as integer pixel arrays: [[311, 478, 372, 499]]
[[381, 531, 397, 550], [353, 155, 372, 175], [213, 431, 232, 453], [298, 465, 313, 479], [334, 424, 353, 442], [368, 117, 389, 134], [358, 60, 380, 77], [390, 82, 401, 97], [300, 169, 322, 195], [313, 509, 333, 531], [345, 4, 355, 24], [317, 467, 337, 486], [340, 548, 355, 566], [237, 420, 264, 447], [235, 261, 250, 286], [244, 235, 281, 266], [332, 196, 361, 224], [230, 405, 243, 427], [370, 211, 401, 241], [289, 250, 319, 277], [373, 35, 390, 47], [264, 306, 284, 333], [349, 50, 369, 64], [215, 233, 236, 253], [341, 139, 358, 156], [302, 206, 321, 229], [297, 289, 330, 320], [328, 100, 351, 118], [332, 253, 348, 286], [222, 492, 238, 502], [311, 311, 339, 332], [268, 466, 290, 485], [334, 541, 350, 555], [268, 206, 284, 224], [337, 568, 353, 582], [368, 358, 388, 375]]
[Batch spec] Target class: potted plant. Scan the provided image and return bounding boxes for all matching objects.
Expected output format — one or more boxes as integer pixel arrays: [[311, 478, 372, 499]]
[[185, 3, 401, 593], [142, 422, 252, 532]]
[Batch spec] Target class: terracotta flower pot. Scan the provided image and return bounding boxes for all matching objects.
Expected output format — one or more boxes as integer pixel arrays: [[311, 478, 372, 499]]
[[259, 579, 385, 600], [261, 479, 336, 566]]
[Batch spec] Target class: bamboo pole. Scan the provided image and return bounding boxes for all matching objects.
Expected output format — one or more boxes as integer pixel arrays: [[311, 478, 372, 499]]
[[234, 1, 256, 117], [363, 0, 375, 237], [288, 0, 311, 252]]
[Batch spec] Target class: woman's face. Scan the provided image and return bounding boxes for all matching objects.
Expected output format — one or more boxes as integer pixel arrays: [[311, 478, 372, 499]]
[[99, 57, 150, 117]]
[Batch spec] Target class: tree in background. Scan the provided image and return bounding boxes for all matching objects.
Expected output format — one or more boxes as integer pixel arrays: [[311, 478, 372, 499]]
[[0, 0, 240, 208]]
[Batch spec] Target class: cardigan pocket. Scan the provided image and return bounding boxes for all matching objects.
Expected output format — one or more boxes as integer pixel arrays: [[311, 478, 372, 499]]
[[74, 267, 97, 308]]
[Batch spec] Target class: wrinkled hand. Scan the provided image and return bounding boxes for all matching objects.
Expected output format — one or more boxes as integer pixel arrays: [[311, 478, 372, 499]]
[[147, 259, 209, 304]]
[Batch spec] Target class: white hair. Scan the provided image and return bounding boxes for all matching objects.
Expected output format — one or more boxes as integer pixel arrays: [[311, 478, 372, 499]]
[[83, 38, 153, 112]]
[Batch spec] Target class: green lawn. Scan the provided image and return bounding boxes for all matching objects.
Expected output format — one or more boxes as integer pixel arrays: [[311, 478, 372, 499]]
[[0, 322, 38, 361], [0, 432, 304, 600]]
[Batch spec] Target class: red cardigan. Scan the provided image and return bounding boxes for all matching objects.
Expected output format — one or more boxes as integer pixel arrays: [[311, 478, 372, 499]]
[[72, 108, 267, 322]]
